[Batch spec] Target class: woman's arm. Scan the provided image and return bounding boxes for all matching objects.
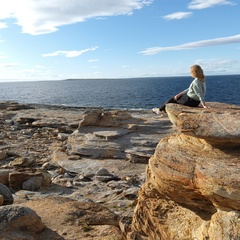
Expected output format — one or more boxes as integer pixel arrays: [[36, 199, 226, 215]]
[[200, 101, 208, 108], [174, 89, 188, 100], [192, 80, 207, 108]]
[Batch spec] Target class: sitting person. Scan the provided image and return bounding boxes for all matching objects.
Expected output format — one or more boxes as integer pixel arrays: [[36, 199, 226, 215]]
[[153, 64, 207, 114]]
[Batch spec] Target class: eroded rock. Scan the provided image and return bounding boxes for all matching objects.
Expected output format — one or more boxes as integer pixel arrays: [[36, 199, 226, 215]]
[[166, 102, 240, 147], [129, 103, 240, 240]]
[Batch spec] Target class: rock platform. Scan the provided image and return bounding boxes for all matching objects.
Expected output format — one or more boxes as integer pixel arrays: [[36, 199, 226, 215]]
[[0, 101, 172, 240]]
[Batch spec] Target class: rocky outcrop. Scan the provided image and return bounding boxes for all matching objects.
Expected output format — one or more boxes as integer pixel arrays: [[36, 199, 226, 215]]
[[0, 101, 172, 239], [167, 102, 240, 147], [128, 102, 240, 240]]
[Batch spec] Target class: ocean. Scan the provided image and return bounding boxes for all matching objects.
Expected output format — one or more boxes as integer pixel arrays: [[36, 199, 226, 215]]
[[0, 75, 239, 110]]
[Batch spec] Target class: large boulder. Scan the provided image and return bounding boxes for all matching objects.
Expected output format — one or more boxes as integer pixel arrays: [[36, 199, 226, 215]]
[[0, 205, 44, 239], [128, 103, 240, 240]]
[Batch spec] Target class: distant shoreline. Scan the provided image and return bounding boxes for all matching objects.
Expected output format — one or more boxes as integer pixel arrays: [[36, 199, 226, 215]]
[[1, 74, 240, 83], [63, 74, 240, 81]]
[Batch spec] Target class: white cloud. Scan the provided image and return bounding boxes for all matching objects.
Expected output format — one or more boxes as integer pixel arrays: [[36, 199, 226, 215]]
[[0, 63, 19, 68], [0, 0, 153, 35], [0, 22, 8, 29], [194, 58, 240, 74], [42, 47, 98, 58], [196, 58, 239, 67], [0, 1, 15, 18], [140, 34, 240, 55], [163, 12, 192, 20], [88, 59, 99, 62], [188, 0, 235, 9]]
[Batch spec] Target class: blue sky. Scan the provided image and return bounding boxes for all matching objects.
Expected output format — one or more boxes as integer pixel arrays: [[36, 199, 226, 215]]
[[0, 0, 239, 81]]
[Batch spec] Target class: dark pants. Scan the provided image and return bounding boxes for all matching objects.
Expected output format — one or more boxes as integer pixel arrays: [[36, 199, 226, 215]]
[[160, 94, 200, 112]]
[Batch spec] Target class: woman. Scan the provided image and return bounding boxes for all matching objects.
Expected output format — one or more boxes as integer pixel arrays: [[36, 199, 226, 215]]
[[153, 64, 207, 114]]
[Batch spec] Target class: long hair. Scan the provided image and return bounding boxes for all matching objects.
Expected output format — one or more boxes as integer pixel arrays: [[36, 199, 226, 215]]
[[190, 65, 205, 81]]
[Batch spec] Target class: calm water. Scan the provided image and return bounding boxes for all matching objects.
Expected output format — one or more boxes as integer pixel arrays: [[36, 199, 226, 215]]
[[0, 75, 239, 110]]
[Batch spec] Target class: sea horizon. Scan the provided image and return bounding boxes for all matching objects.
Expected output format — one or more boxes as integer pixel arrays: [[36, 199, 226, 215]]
[[0, 75, 239, 110], [0, 73, 240, 83]]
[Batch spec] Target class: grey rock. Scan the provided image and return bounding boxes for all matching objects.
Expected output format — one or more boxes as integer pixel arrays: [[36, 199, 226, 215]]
[[0, 205, 44, 233], [96, 168, 112, 176], [0, 183, 13, 205], [22, 176, 43, 191]]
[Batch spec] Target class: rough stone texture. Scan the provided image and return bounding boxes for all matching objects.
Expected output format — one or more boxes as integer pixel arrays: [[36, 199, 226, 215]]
[[0, 205, 44, 239], [0, 101, 172, 239], [9, 171, 45, 190], [67, 109, 171, 162], [166, 102, 240, 147], [128, 103, 240, 240]]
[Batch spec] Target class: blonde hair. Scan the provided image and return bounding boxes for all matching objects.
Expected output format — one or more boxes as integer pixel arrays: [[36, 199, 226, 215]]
[[190, 65, 205, 81]]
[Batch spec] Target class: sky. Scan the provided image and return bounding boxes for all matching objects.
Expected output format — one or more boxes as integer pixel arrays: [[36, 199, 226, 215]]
[[0, 0, 240, 81]]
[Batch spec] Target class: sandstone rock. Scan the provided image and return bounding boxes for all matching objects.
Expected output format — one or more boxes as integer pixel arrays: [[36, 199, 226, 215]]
[[9, 157, 33, 167], [119, 216, 132, 236], [148, 133, 240, 213], [208, 210, 240, 239], [166, 102, 240, 147], [129, 103, 240, 240], [78, 109, 140, 128], [9, 171, 44, 190]]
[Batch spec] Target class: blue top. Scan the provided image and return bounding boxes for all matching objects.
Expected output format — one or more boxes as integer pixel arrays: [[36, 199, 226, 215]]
[[183, 78, 206, 102]]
